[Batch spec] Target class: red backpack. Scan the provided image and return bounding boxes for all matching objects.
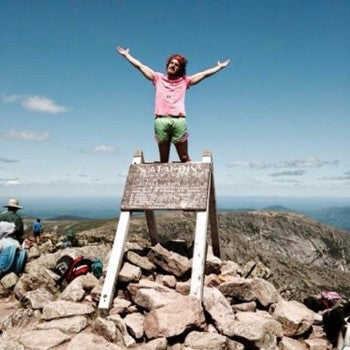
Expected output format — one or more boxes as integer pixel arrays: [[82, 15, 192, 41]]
[[65, 256, 92, 283]]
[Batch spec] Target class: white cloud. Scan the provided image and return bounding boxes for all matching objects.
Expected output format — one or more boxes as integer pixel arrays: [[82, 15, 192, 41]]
[[1, 93, 68, 114], [278, 157, 339, 168], [1, 94, 21, 103], [5, 180, 21, 186], [227, 157, 339, 169], [322, 175, 350, 181], [227, 161, 269, 169], [22, 95, 67, 114], [269, 170, 307, 177], [1, 130, 49, 141], [273, 179, 303, 184], [94, 145, 116, 153]]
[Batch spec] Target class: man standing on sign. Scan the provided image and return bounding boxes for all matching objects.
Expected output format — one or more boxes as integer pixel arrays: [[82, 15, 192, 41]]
[[116, 47, 230, 163]]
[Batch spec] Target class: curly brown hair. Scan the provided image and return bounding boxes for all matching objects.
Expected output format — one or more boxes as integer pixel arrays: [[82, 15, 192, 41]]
[[166, 54, 188, 77]]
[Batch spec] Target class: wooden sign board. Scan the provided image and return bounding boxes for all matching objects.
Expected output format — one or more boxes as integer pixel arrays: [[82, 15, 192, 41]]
[[121, 163, 211, 211]]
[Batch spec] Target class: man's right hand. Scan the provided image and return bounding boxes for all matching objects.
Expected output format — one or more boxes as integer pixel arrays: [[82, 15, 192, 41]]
[[116, 47, 129, 56]]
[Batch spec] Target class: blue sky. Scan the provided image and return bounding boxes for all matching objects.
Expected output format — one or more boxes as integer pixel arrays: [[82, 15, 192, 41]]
[[1, 0, 349, 199]]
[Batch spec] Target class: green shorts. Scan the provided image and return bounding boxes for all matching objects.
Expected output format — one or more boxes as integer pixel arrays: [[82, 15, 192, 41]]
[[154, 116, 189, 144]]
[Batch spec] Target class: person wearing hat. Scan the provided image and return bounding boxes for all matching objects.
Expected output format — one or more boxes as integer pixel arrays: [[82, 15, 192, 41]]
[[116, 47, 230, 163], [0, 198, 24, 244]]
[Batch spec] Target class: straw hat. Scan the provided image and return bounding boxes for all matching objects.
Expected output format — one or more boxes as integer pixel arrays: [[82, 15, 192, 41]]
[[3, 198, 22, 209]]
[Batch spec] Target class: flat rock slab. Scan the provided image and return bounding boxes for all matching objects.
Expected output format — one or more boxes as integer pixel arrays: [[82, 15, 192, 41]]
[[67, 332, 123, 350], [148, 244, 191, 277], [184, 331, 228, 350], [42, 300, 95, 320], [144, 296, 205, 339], [23, 287, 55, 310], [0, 339, 25, 350], [20, 329, 70, 350], [34, 315, 88, 333]]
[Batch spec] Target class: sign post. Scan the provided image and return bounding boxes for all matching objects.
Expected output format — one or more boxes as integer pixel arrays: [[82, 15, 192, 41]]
[[98, 150, 220, 310]]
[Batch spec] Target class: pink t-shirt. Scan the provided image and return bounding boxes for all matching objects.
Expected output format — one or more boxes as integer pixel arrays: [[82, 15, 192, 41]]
[[152, 72, 191, 116]]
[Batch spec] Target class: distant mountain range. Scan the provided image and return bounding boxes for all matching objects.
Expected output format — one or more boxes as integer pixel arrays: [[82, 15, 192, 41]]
[[262, 205, 293, 212], [259, 205, 350, 232], [218, 205, 350, 232], [46, 215, 93, 221], [302, 206, 350, 231]]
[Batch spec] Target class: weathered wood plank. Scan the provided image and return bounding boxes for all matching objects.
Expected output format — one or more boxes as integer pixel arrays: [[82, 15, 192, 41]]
[[121, 163, 211, 210], [209, 178, 221, 258], [145, 210, 158, 245]]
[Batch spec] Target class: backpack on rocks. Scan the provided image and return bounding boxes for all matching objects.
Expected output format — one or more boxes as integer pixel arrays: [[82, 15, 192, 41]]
[[91, 258, 103, 279], [0, 245, 28, 277], [65, 256, 93, 283], [53, 254, 74, 282], [54, 255, 103, 284]]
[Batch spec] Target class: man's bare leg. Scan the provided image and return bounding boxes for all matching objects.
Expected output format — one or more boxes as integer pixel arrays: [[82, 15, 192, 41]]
[[158, 142, 171, 163], [175, 140, 190, 162]]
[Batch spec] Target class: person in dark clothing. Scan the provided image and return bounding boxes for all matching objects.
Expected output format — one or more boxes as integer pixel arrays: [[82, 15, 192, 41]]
[[323, 300, 350, 348], [0, 198, 24, 244]]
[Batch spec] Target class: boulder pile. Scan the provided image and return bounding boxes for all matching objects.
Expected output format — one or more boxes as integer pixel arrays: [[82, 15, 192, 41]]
[[0, 240, 332, 350]]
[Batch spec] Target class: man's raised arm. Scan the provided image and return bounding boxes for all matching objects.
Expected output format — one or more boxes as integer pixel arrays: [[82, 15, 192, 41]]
[[190, 59, 230, 86], [116, 47, 155, 81]]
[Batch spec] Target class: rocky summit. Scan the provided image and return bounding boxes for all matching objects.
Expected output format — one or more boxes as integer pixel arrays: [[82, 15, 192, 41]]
[[0, 210, 349, 349]]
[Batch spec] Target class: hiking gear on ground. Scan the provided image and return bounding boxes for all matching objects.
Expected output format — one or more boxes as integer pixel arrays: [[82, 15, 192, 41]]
[[0, 245, 27, 276], [0, 221, 16, 240], [91, 258, 103, 279], [54, 255, 74, 281], [3, 199, 22, 209], [63, 228, 77, 247], [65, 256, 93, 283], [0, 237, 21, 250], [14, 248, 27, 274], [321, 290, 342, 309], [54, 255, 103, 284]]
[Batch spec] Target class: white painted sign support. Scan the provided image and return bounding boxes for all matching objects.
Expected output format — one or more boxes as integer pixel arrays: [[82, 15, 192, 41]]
[[98, 151, 143, 310]]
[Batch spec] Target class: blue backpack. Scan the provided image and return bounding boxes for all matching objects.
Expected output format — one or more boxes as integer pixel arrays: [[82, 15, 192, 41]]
[[0, 245, 27, 276]]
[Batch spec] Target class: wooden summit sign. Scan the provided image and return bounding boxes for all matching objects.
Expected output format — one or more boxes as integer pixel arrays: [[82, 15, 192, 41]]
[[121, 163, 211, 211], [99, 151, 220, 311]]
